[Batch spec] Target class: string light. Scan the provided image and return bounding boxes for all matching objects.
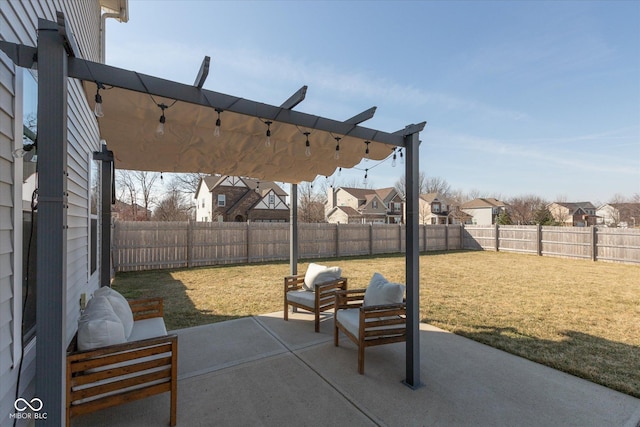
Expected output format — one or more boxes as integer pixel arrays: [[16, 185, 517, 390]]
[[255, 181, 260, 193], [338, 167, 342, 177], [160, 172, 164, 181], [214, 108, 222, 137], [334, 136, 341, 160], [392, 148, 397, 167], [156, 103, 168, 137], [265, 121, 272, 147], [363, 168, 369, 185], [364, 141, 370, 161], [304, 132, 311, 157], [93, 83, 104, 117], [399, 148, 404, 165]]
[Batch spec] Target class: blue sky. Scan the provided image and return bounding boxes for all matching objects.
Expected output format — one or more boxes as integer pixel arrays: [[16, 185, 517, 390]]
[[106, 1, 639, 204]]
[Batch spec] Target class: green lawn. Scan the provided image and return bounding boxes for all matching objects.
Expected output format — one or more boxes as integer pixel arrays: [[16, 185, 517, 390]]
[[113, 250, 640, 398]]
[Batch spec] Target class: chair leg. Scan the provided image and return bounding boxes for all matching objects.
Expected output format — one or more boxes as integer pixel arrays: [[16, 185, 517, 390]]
[[334, 322, 339, 346], [358, 344, 365, 374], [284, 298, 288, 321], [315, 312, 320, 332]]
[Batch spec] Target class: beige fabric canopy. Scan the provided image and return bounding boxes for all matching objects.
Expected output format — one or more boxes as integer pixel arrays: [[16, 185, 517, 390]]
[[84, 83, 395, 183]]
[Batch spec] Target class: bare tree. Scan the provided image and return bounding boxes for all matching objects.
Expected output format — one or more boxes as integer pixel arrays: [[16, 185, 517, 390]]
[[393, 172, 428, 200], [115, 170, 161, 220], [153, 186, 192, 221], [424, 176, 452, 197], [298, 181, 326, 223], [170, 172, 208, 197], [507, 195, 548, 225]]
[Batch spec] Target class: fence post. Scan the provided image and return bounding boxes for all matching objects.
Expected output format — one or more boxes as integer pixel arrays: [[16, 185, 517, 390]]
[[335, 223, 340, 258], [186, 220, 193, 267], [536, 224, 542, 256], [247, 222, 251, 263], [370, 223, 374, 255], [460, 224, 464, 249], [423, 224, 427, 252], [399, 223, 402, 253], [495, 223, 500, 252], [591, 226, 597, 261], [445, 224, 449, 251]]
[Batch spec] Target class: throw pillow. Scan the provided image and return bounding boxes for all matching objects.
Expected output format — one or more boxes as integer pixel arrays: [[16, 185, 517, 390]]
[[94, 286, 135, 339], [363, 273, 405, 307], [303, 262, 342, 291], [77, 296, 126, 351]]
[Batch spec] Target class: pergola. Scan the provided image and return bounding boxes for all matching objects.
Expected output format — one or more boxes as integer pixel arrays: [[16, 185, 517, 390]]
[[2, 14, 425, 425]]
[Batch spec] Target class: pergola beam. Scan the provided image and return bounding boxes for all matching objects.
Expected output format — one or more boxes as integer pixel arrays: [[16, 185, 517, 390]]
[[280, 85, 307, 110], [193, 55, 210, 88], [344, 106, 376, 125], [66, 57, 406, 146]]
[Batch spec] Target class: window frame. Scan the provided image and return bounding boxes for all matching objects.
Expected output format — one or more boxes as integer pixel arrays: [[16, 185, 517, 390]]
[[217, 194, 226, 207]]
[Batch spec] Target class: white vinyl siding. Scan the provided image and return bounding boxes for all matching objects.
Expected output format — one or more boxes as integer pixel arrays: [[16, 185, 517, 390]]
[[0, 0, 102, 419]]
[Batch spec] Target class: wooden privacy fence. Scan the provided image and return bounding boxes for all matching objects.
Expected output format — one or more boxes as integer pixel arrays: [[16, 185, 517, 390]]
[[112, 221, 640, 272], [112, 221, 463, 271], [463, 225, 640, 264]]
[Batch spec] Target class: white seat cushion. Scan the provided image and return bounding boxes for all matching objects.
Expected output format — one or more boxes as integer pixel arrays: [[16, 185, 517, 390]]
[[286, 289, 315, 309], [303, 262, 342, 291], [77, 296, 126, 351], [128, 317, 168, 342], [364, 273, 405, 307]]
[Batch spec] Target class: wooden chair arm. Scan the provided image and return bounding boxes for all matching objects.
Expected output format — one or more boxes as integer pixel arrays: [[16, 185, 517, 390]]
[[67, 334, 177, 362], [284, 275, 305, 293], [335, 288, 366, 309], [129, 297, 164, 321], [360, 302, 406, 318], [314, 277, 348, 293]]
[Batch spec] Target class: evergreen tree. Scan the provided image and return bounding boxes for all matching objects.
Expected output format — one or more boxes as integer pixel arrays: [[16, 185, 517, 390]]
[[496, 210, 512, 225], [533, 206, 556, 225]]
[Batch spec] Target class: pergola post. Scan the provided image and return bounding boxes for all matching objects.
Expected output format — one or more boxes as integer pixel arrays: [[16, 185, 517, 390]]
[[35, 18, 69, 425], [94, 144, 114, 287], [404, 132, 421, 389], [289, 183, 298, 275]]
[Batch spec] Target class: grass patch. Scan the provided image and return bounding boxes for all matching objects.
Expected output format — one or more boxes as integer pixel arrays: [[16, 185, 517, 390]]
[[112, 251, 640, 398]]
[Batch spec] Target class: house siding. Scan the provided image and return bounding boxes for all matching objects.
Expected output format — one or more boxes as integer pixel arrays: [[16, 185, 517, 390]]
[[0, 0, 102, 422]]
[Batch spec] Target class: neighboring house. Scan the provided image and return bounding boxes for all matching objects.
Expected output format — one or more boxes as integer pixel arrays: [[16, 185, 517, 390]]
[[1, 0, 128, 421], [325, 187, 404, 224], [548, 202, 597, 227], [417, 193, 471, 225], [596, 203, 640, 228], [461, 198, 508, 225], [195, 175, 289, 222], [112, 200, 152, 221]]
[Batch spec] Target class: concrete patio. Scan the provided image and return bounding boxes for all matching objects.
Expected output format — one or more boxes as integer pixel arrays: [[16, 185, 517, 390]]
[[71, 311, 640, 427]]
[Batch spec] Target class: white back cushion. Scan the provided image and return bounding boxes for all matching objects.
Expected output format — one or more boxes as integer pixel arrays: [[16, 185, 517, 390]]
[[94, 287, 134, 339], [77, 296, 126, 351], [364, 273, 405, 307], [303, 263, 342, 291]]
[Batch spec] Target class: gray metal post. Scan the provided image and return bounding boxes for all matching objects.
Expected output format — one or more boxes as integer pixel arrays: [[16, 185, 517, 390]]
[[290, 183, 298, 275], [94, 145, 113, 287], [404, 132, 421, 389], [35, 18, 68, 425]]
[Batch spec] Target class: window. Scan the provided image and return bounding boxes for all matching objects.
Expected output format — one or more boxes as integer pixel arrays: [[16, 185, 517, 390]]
[[269, 194, 275, 205], [89, 157, 99, 276], [217, 194, 226, 206], [21, 69, 38, 343], [433, 203, 440, 213], [372, 200, 378, 209]]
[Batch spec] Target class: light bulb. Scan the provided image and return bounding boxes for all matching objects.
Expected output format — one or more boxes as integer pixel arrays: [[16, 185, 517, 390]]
[[392, 153, 397, 167], [338, 167, 342, 177], [364, 141, 370, 161], [400, 150, 404, 165], [335, 149, 340, 160], [156, 121, 165, 137], [94, 97, 104, 117], [305, 144, 311, 157], [265, 121, 272, 147], [214, 123, 221, 137], [363, 170, 368, 185]]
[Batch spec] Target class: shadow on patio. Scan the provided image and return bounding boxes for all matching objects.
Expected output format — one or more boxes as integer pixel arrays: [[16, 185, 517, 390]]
[[70, 310, 640, 427]]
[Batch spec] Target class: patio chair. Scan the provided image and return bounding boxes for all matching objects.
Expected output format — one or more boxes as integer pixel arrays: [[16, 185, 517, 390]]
[[334, 273, 406, 374], [284, 262, 347, 332]]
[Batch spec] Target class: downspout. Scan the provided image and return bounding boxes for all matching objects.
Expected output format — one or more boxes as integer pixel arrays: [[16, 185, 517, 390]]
[[100, 12, 121, 63]]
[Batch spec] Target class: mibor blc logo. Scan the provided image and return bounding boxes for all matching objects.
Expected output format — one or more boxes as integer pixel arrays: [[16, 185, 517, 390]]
[[10, 397, 47, 420]]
